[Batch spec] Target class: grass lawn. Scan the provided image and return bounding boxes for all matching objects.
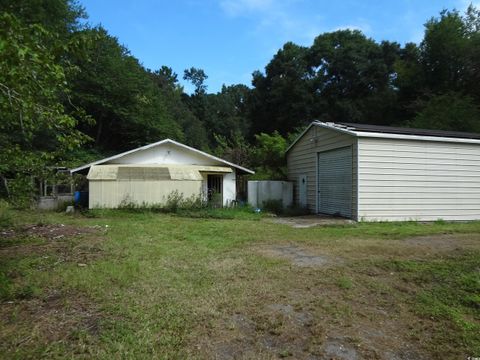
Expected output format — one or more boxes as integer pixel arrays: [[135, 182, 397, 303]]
[[1, 209, 479, 359]]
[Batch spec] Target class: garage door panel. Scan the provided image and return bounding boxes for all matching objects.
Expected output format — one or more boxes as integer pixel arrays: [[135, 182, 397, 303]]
[[317, 146, 352, 218]]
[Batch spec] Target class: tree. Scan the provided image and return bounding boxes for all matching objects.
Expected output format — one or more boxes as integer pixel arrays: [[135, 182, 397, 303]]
[[0, 13, 89, 204], [251, 132, 289, 179], [0, 0, 86, 37], [183, 67, 208, 95], [249, 42, 313, 135], [409, 92, 480, 133], [69, 27, 184, 150], [308, 30, 399, 125], [396, 5, 480, 127]]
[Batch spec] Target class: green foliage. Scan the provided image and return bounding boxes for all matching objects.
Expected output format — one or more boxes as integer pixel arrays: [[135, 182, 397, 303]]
[[396, 6, 480, 123], [163, 191, 206, 213], [0, 13, 89, 205], [69, 27, 184, 150], [175, 205, 262, 220], [183, 67, 208, 95], [409, 92, 480, 132], [262, 199, 284, 215], [0, 200, 14, 228], [336, 276, 353, 290], [117, 191, 207, 213], [281, 205, 310, 216], [250, 42, 313, 135], [251, 132, 288, 180], [309, 31, 399, 125], [213, 132, 253, 169]]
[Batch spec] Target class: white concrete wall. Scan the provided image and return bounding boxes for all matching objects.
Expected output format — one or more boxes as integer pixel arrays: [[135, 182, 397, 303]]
[[37, 195, 73, 210], [223, 170, 236, 206], [248, 181, 293, 208], [358, 137, 480, 221]]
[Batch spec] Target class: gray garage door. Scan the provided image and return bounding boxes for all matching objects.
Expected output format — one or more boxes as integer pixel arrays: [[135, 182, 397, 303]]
[[317, 146, 352, 218]]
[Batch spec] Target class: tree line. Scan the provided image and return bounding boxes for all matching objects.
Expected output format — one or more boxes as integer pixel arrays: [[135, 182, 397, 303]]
[[1, 0, 479, 204]]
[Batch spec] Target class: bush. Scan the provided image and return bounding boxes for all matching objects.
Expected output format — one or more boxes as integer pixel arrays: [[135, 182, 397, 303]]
[[8, 176, 34, 209], [262, 199, 284, 215], [116, 192, 208, 213], [0, 200, 14, 229], [282, 205, 310, 216]]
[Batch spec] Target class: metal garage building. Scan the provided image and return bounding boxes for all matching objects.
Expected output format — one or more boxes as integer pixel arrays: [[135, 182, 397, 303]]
[[286, 121, 480, 221]]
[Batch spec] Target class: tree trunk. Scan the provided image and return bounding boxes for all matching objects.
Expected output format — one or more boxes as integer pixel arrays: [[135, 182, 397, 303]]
[[95, 118, 103, 145]]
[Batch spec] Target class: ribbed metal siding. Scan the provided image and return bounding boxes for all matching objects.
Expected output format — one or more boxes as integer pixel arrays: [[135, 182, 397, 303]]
[[317, 146, 353, 218]]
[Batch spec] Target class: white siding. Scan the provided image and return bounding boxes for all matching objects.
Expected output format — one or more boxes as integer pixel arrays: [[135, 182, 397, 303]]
[[287, 126, 357, 218], [358, 137, 480, 221]]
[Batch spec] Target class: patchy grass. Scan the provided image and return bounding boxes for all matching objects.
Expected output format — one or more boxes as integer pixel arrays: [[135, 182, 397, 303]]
[[379, 253, 480, 355], [0, 210, 479, 359]]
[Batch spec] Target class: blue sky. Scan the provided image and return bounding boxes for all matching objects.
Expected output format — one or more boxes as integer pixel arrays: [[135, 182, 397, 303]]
[[80, 0, 476, 93]]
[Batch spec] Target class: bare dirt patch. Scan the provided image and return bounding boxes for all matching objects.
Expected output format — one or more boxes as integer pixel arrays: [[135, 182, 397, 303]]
[[267, 215, 352, 228], [1, 223, 101, 241], [401, 233, 480, 252], [257, 244, 336, 267], [195, 286, 430, 360], [208, 257, 245, 271], [0, 289, 103, 351], [0, 224, 105, 265]]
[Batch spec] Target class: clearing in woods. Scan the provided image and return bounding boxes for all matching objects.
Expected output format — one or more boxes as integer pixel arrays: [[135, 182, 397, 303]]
[[1, 210, 479, 359]]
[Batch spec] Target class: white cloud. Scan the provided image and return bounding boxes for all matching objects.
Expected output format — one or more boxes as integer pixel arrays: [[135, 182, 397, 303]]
[[218, 0, 326, 47], [457, 0, 480, 11], [219, 0, 275, 16]]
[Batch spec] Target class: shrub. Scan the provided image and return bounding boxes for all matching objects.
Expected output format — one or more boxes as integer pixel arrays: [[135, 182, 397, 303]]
[[0, 200, 14, 229], [282, 205, 310, 216], [262, 199, 284, 215], [116, 192, 208, 213], [8, 177, 34, 209]]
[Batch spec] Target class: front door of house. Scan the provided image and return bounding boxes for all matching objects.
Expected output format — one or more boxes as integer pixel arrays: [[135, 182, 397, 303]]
[[207, 174, 223, 206]]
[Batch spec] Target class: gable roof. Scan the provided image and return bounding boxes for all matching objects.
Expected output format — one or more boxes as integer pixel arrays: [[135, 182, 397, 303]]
[[286, 121, 480, 153], [70, 139, 254, 174]]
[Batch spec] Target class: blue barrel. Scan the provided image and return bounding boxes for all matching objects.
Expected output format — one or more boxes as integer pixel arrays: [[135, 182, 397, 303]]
[[74, 191, 81, 205], [74, 191, 89, 208]]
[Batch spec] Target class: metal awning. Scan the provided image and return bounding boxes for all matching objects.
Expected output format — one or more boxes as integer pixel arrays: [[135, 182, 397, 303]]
[[87, 165, 232, 181]]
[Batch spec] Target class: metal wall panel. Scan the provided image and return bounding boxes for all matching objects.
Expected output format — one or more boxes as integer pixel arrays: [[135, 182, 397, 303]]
[[286, 126, 357, 217], [358, 137, 480, 221]]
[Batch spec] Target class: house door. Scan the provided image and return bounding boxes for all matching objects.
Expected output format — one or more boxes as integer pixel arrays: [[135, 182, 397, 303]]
[[207, 174, 223, 206], [298, 175, 307, 208]]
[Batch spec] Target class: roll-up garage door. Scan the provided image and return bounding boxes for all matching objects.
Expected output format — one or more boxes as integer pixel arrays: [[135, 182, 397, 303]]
[[317, 146, 352, 218]]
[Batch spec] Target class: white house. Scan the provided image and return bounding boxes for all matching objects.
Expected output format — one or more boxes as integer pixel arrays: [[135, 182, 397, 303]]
[[287, 121, 480, 221], [70, 139, 254, 209]]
